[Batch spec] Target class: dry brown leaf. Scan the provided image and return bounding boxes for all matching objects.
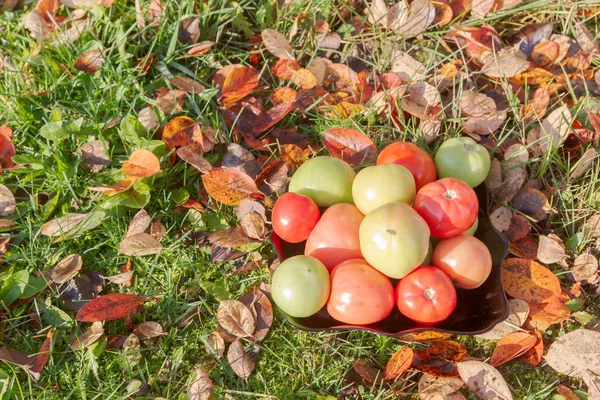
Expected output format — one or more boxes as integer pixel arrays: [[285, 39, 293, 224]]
[[88, 178, 136, 197], [187, 366, 212, 400], [179, 17, 199, 44], [485, 158, 502, 191], [569, 253, 598, 284], [481, 48, 530, 79], [537, 234, 566, 265], [102, 270, 134, 286], [240, 286, 273, 342], [235, 200, 266, 222], [187, 41, 215, 56], [125, 208, 151, 238], [223, 144, 261, 179], [493, 144, 528, 203], [463, 110, 507, 135], [556, 385, 580, 400], [217, 300, 256, 338], [74, 50, 104, 74], [394, 0, 435, 37], [418, 373, 464, 398], [177, 146, 212, 173], [240, 212, 265, 240], [122, 149, 160, 178], [137, 321, 167, 338], [205, 331, 226, 358], [24, 10, 49, 41], [490, 331, 538, 366], [227, 339, 255, 381], [489, 206, 512, 233], [575, 24, 600, 53], [0, 184, 16, 217], [538, 105, 572, 153], [315, 32, 341, 50], [201, 168, 262, 206], [476, 299, 530, 340], [150, 221, 166, 240], [512, 186, 549, 221], [520, 87, 550, 120], [570, 148, 597, 180], [544, 329, 600, 378], [137, 107, 159, 131], [51, 254, 82, 284], [471, 0, 495, 19], [384, 346, 414, 381], [366, 0, 388, 26], [71, 321, 104, 351], [167, 77, 204, 95], [387, 2, 409, 31], [456, 361, 513, 400], [502, 258, 562, 303], [80, 140, 110, 172], [41, 213, 86, 236], [208, 227, 255, 248], [391, 51, 426, 82], [323, 63, 358, 94], [261, 28, 294, 60], [0, 347, 39, 381], [400, 82, 441, 118], [154, 88, 186, 114], [118, 232, 164, 256]]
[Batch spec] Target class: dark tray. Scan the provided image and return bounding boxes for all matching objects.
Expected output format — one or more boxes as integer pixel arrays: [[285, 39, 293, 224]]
[[270, 184, 509, 338]]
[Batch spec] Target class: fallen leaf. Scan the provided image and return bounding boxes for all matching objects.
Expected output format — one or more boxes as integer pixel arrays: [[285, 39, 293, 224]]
[[544, 329, 600, 378], [490, 206, 512, 233], [387, 2, 409, 31], [240, 212, 265, 240], [512, 186, 549, 221], [235, 199, 267, 222], [556, 385, 580, 400], [187, 41, 216, 56], [40, 213, 86, 236], [75, 293, 148, 322], [366, 0, 388, 26], [505, 214, 531, 242], [219, 66, 260, 106], [432, 1, 452, 26], [315, 32, 341, 50], [575, 23, 600, 53], [24, 10, 49, 41], [187, 366, 212, 400], [411, 349, 458, 377], [103, 270, 134, 286], [0, 184, 16, 216], [400, 82, 441, 119], [569, 253, 598, 284], [71, 321, 104, 350], [418, 373, 464, 398], [383, 346, 413, 381], [205, 331, 226, 358], [323, 64, 359, 94], [352, 360, 382, 387], [73, 50, 104, 74], [519, 329, 543, 366], [270, 87, 297, 105], [0, 347, 39, 381], [51, 254, 82, 284], [509, 236, 538, 260], [61, 271, 103, 311], [208, 227, 255, 248], [457, 361, 513, 400], [125, 208, 152, 238], [122, 333, 141, 366], [223, 144, 261, 179], [490, 331, 538, 366], [322, 128, 378, 166], [88, 178, 136, 197], [150, 221, 166, 240], [217, 300, 256, 338], [271, 59, 301, 81], [528, 296, 571, 325], [390, 51, 426, 82], [227, 339, 255, 381], [261, 29, 293, 60], [471, 0, 494, 19], [537, 234, 566, 264], [201, 168, 262, 206], [394, 0, 435, 37], [154, 88, 186, 114], [179, 17, 199, 44], [538, 105, 573, 153], [520, 87, 550, 120], [177, 146, 212, 173], [122, 149, 160, 178], [31, 328, 54, 374], [118, 232, 164, 256], [501, 258, 561, 303], [584, 371, 600, 400], [0, 130, 15, 168], [477, 299, 530, 340], [137, 321, 167, 338], [162, 116, 202, 150], [240, 286, 273, 342], [427, 340, 467, 361], [481, 48, 530, 79], [167, 77, 204, 95], [570, 148, 597, 180], [80, 140, 110, 172], [290, 69, 318, 89], [485, 158, 503, 192], [531, 40, 559, 66]]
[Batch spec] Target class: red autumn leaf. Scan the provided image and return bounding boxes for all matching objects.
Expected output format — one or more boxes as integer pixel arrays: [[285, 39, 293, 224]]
[[31, 328, 54, 374], [0, 128, 15, 168], [509, 236, 539, 259], [426, 340, 467, 361], [75, 293, 149, 322], [444, 25, 501, 63], [201, 168, 263, 206], [322, 128, 378, 166], [383, 346, 413, 381], [186, 41, 216, 56], [271, 59, 301, 80], [520, 329, 544, 366], [253, 102, 294, 134], [588, 110, 600, 136], [219, 66, 260, 106], [501, 258, 562, 303], [410, 349, 459, 377], [490, 331, 538, 366]]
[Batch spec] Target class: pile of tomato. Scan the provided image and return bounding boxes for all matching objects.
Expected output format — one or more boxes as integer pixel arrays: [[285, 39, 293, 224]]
[[271, 137, 493, 326]]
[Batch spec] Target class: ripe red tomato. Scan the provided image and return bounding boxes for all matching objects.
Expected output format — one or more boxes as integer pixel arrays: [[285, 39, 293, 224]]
[[272, 193, 320, 243], [433, 234, 492, 289], [395, 266, 457, 325], [413, 177, 478, 238], [377, 142, 436, 190], [327, 259, 394, 325]]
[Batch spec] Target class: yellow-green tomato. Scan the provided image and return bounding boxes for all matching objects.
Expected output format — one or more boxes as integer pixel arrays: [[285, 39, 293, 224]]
[[359, 202, 430, 279], [271, 255, 331, 318], [352, 164, 416, 215], [463, 217, 479, 236], [434, 137, 490, 188], [289, 156, 356, 207]]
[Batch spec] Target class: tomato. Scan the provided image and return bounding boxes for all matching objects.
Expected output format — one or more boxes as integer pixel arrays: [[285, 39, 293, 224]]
[[352, 163, 416, 215], [359, 202, 430, 279], [377, 142, 437, 190], [434, 137, 490, 188], [413, 178, 478, 239], [305, 203, 364, 271], [289, 156, 356, 207], [272, 193, 320, 243], [395, 266, 457, 325], [432, 234, 492, 289], [271, 255, 331, 318], [327, 259, 394, 325]]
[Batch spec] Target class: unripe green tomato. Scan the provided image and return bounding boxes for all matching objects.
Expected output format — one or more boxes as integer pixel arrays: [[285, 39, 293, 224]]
[[434, 137, 490, 188], [271, 255, 331, 318], [289, 156, 355, 207], [352, 164, 416, 215], [359, 202, 430, 279], [421, 241, 434, 266], [463, 217, 479, 236]]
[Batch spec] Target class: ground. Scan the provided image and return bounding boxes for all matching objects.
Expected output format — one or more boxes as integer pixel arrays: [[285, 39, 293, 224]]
[[0, 0, 599, 399]]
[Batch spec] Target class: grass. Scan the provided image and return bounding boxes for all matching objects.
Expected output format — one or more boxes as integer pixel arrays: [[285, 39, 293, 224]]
[[1, 0, 600, 398]]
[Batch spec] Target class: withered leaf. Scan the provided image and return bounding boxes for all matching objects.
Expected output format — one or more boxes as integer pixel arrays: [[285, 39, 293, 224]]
[[125, 208, 151, 238], [168, 76, 204, 95], [537, 234, 566, 265], [74, 50, 105, 74], [138, 107, 159, 131], [569, 253, 598, 284], [163, 116, 202, 149], [427, 340, 466, 361], [122, 333, 142, 366], [471, 0, 494, 19], [477, 299, 530, 341], [383, 346, 413, 381], [41, 213, 86, 237], [544, 329, 600, 378], [201, 168, 262, 206], [394, 0, 435, 37], [570, 148, 597, 180], [240, 287, 273, 342], [235, 199, 266, 222], [217, 300, 256, 338], [512, 186, 549, 221], [501, 258, 561, 303], [205, 331, 225, 358], [118, 232, 164, 256], [490, 332, 538, 366], [71, 321, 104, 350], [80, 140, 110, 173], [261, 28, 294, 60], [240, 212, 265, 240], [322, 128, 378, 166], [219, 66, 260, 106], [519, 329, 544, 366], [352, 360, 382, 387], [179, 17, 199, 44], [187, 41, 216, 56], [490, 206, 512, 233], [155, 88, 186, 114], [227, 339, 255, 381], [51, 253, 82, 284], [418, 373, 464, 398], [187, 367, 212, 400], [177, 146, 212, 173], [103, 270, 134, 286], [150, 221, 166, 240], [509, 236, 538, 260], [0, 347, 39, 381], [457, 361, 513, 400], [411, 349, 458, 377], [137, 321, 167, 338], [222, 144, 261, 179], [505, 214, 531, 242], [481, 48, 530, 79], [0, 184, 16, 217], [208, 227, 254, 248], [528, 296, 571, 326], [538, 105, 573, 153]]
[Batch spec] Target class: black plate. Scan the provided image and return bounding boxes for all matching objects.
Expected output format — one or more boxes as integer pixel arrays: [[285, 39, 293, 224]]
[[270, 184, 510, 338]]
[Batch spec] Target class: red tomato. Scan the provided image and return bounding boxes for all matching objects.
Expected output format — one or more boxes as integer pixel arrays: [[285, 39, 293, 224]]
[[395, 266, 457, 325], [433, 234, 492, 289], [377, 142, 436, 190], [327, 259, 395, 325], [413, 178, 478, 238], [272, 193, 320, 243]]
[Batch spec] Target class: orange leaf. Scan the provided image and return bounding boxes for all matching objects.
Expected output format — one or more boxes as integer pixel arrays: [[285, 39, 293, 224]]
[[270, 87, 297, 105], [510, 68, 555, 86], [31, 328, 54, 374], [426, 340, 467, 361], [162, 116, 203, 150], [290, 69, 317, 89], [588, 110, 600, 136], [519, 329, 544, 366], [186, 41, 215, 56], [279, 144, 305, 166], [201, 168, 263, 206], [323, 63, 359, 94], [520, 87, 550, 121], [322, 127, 378, 166], [528, 295, 571, 325], [397, 331, 453, 342], [509, 236, 538, 260], [531, 40, 559, 67], [271, 59, 301, 80], [74, 50, 105, 74], [383, 346, 413, 381], [122, 149, 160, 178], [490, 331, 538, 366], [410, 349, 458, 377], [88, 177, 137, 196], [556, 385, 580, 400], [219, 66, 260, 106], [501, 258, 561, 303], [0, 128, 15, 169]]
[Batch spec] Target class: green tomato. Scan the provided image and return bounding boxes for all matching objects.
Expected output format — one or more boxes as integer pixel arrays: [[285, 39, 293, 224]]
[[271, 255, 331, 318], [289, 156, 355, 207], [463, 217, 479, 236], [435, 137, 490, 188], [352, 164, 416, 215], [421, 240, 434, 266], [359, 202, 430, 279]]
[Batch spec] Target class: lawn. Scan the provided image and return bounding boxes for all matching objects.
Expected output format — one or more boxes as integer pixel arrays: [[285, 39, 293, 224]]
[[1, 0, 600, 399]]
